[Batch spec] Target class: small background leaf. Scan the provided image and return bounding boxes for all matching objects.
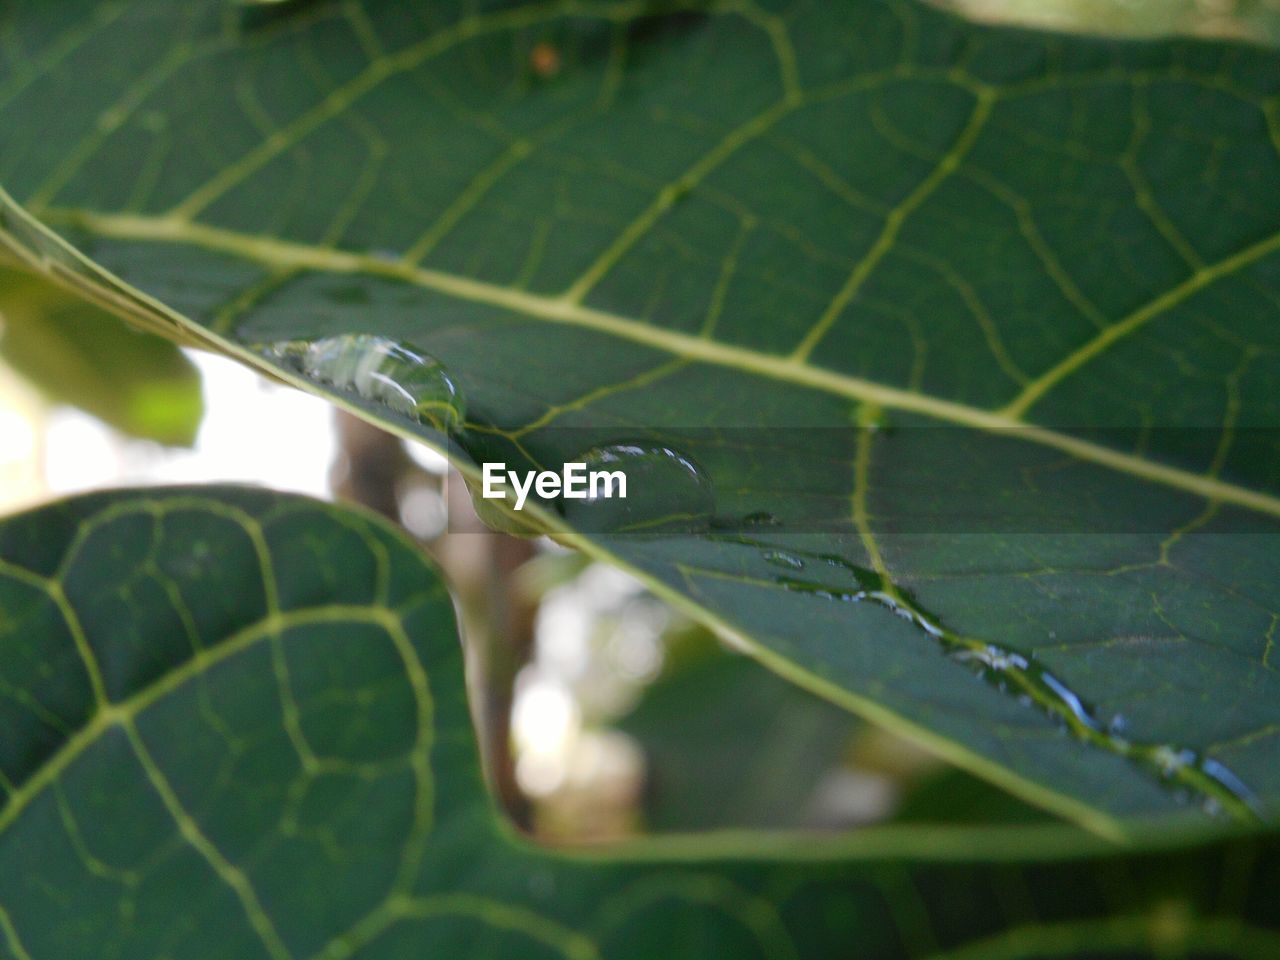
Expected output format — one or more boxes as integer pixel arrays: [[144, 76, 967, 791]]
[[619, 630, 862, 831], [0, 265, 202, 445]]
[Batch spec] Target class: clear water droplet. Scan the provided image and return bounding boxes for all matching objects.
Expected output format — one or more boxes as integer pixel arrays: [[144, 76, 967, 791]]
[[1039, 671, 1101, 733], [763, 550, 805, 571], [955, 645, 1028, 672], [773, 577, 860, 602], [254, 334, 465, 433], [1151, 746, 1196, 778], [559, 442, 713, 533]]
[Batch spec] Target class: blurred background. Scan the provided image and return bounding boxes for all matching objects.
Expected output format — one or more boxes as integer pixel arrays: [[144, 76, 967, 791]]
[[2, 0, 1278, 841], [940, 0, 1280, 42]]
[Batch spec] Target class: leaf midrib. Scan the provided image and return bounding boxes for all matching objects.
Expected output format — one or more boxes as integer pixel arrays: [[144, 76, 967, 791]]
[[39, 204, 1280, 521]]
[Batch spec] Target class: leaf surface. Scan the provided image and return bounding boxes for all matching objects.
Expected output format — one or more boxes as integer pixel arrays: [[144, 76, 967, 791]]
[[1, 487, 1279, 959], [2, 0, 1280, 833]]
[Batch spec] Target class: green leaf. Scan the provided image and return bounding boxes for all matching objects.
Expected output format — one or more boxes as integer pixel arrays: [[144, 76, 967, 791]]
[[3, 0, 1280, 835], [890, 768, 1057, 827], [2, 486, 1280, 959], [618, 631, 861, 831], [0, 266, 203, 445], [620, 631, 1055, 829]]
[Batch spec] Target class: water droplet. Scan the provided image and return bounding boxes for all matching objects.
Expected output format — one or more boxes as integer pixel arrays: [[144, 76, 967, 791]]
[[773, 577, 861, 603], [763, 550, 805, 571], [559, 442, 713, 533], [767, 570, 952, 643], [709, 531, 1262, 821], [1151, 746, 1196, 778], [1039, 671, 1101, 733], [254, 334, 465, 433], [955, 645, 1029, 672], [1199, 758, 1255, 802]]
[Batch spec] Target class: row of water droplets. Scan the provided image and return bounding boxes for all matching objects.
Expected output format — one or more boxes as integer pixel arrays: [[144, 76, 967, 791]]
[[251, 334, 1260, 820], [250, 335, 717, 532], [748, 538, 1261, 821]]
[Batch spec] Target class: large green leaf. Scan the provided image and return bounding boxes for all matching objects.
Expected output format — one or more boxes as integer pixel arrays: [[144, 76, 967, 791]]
[[2, 486, 1280, 959], [2, 0, 1279, 835]]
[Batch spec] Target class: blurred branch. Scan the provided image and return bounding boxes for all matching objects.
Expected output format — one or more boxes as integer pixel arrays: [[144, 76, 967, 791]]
[[437, 474, 537, 829], [330, 410, 412, 519], [330, 410, 536, 827]]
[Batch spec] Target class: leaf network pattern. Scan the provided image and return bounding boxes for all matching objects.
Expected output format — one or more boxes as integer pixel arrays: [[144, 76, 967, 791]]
[[1, 0, 1280, 831]]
